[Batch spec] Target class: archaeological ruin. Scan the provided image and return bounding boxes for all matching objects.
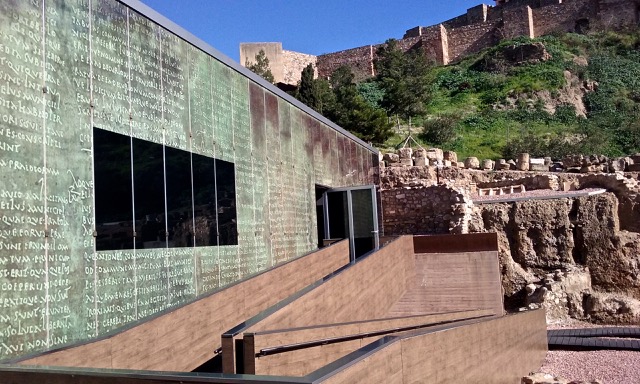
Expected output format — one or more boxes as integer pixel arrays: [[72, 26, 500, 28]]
[[0, 0, 549, 383]]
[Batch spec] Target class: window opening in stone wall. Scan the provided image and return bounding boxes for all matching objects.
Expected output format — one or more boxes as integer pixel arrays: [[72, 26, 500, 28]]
[[94, 127, 238, 251]]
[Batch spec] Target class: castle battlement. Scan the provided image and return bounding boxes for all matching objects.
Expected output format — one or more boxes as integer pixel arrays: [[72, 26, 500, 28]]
[[241, 0, 640, 85]]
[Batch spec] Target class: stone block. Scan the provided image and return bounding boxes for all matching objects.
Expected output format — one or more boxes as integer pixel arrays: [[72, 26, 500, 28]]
[[398, 147, 412, 159], [456, 162, 465, 168], [400, 158, 414, 167], [426, 148, 444, 161], [529, 163, 549, 172], [607, 158, 626, 172], [414, 157, 427, 167], [481, 159, 494, 170], [464, 157, 480, 169], [443, 160, 452, 167], [628, 163, 640, 172], [414, 148, 427, 158], [517, 153, 529, 171], [383, 153, 399, 164], [443, 151, 458, 163], [544, 157, 552, 166], [580, 165, 597, 173]]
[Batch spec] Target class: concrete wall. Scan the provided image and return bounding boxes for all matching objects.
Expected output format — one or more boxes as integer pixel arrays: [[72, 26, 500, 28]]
[[246, 309, 494, 376], [388, 250, 504, 316], [16, 241, 350, 371], [221, 236, 415, 373], [317, 309, 547, 384]]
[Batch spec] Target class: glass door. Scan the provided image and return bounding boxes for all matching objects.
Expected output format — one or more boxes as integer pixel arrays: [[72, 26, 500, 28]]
[[323, 185, 379, 261]]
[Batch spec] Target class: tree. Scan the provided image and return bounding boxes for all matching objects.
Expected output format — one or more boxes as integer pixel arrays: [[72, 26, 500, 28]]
[[295, 63, 334, 115], [245, 49, 275, 84], [325, 66, 393, 144], [374, 39, 433, 127]]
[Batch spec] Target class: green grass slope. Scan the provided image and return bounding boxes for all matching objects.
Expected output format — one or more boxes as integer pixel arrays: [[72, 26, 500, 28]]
[[384, 30, 640, 160]]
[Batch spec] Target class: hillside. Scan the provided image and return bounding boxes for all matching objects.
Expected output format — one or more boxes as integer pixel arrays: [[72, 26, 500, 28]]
[[386, 29, 640, 160]]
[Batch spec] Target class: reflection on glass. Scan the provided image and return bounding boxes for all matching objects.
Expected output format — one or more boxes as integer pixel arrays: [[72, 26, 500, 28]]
[[133, 137, 167, 249], [351, 189, 375, 258], [216, 159, 238, 245], [327, 191, 349, 240], [94, 128, 134, 251], [94, 128, 238, 251], [165, 147, 194, 248], [192, 152, 218, 246]]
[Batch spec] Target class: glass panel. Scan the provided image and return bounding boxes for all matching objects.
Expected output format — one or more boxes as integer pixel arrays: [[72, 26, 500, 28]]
[[326, 191, 349, 240], [165, 146, 194, 248], [192, 152, 218, 246], [351, 188, 375, 258], [132, 138, 166, 249], [215, 159, 238, 246], [94, 128, 134, 251]]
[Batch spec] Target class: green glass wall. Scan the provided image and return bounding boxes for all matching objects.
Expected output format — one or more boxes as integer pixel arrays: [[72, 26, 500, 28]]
[[0, 0, 377, 360]]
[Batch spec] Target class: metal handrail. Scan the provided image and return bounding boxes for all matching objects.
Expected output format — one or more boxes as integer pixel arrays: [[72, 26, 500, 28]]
[[256, 313, 495, 357]]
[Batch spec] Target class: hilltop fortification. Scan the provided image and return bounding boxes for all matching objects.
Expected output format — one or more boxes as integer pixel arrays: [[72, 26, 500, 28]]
[[241, 0, 640, 84]]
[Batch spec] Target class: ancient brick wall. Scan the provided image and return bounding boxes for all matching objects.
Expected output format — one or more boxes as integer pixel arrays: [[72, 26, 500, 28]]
[[316, 45, 375, 81], [598, 0, 640, 30], [532, 0, 597, 36], [380, 186, 472, 236], [447, 21, 502, 63], [281, 50, 317, 85], [503, 5, 535, 38]]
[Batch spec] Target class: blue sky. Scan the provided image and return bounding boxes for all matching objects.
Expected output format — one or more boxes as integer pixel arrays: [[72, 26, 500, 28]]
[[139, 0, 486, 62]]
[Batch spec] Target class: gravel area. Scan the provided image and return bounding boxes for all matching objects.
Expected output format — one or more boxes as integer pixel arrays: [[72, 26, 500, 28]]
[[540, 350, 640, 384], [472, 188, 605, 204], [540, 321, 640, 383]]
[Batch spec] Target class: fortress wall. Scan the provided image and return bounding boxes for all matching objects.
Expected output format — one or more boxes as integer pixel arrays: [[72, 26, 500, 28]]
[[503, 5, 535, 38], [532, 0, 598, 36], [598, 0, 640, 29], [240, 42, 285, 83], [419, 25, 450, 65], [317, 45, 374, 81], [282, 50, 317, 85], [447, 21, 501, 63]]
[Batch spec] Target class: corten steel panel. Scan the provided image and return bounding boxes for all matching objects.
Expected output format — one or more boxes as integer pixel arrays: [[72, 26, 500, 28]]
[[348, 140, 358, 186], [317, 310, 547, 384], [265, 93, 284, 265], [388, 251, 503, 317], [247, 309, 494, 376], [413, 233, 499, 254], [18, 242, 349, 372], [249, 82, 271, 271]]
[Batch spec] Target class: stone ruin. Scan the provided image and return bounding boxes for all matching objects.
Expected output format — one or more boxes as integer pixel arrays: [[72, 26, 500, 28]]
[[378, 147, 640, 325]]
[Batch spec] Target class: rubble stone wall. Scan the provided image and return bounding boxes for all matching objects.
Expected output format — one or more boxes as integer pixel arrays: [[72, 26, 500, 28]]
[[380, 186, 472, 236]]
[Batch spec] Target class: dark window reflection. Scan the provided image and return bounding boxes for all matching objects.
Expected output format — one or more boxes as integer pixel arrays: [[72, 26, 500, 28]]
[[215, 159, 237, 245], [166, 147, 194, 248], [133, 137, 167, 249], [192, 152, 218, 246], [94, 128, 135, 251], [93, 127, 237, 251]]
